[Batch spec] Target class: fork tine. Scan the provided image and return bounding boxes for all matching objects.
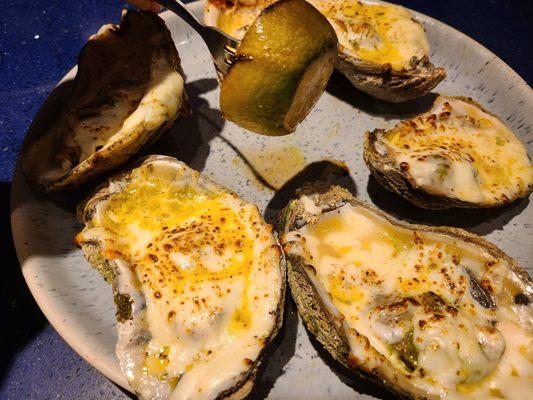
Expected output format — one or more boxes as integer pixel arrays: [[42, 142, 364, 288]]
[[224, 44, 238, 55], [154, 0, 240, 77]]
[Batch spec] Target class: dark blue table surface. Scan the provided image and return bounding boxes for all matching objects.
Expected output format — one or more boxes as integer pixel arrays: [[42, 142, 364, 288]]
[[1, 1, 532, 399]]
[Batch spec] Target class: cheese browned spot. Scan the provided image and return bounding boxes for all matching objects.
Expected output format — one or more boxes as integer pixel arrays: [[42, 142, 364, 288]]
[[282, 200, 532, 399]]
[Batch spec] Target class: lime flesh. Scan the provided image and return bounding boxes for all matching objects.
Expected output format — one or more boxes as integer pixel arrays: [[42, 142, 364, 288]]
[[220, 0, 338, 136]]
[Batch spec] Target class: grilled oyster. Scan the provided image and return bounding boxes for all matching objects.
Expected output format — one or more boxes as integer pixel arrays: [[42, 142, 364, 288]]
[[22, 11, 189, 192], [204, 0, 445, 102], [279, 186, 533, 400], [75, 155, 285, 400], [364, 95, 533, 209]]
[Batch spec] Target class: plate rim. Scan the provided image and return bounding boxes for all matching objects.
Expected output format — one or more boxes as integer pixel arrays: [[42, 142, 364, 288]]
[[10, 0, 533, 395]]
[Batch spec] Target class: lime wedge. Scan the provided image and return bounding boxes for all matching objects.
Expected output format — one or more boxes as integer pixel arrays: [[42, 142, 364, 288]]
[[220, 0, 338, 136]]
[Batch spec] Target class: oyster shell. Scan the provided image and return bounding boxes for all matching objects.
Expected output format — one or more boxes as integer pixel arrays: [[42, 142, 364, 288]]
[[76, 155, 285, 400], [364, 95, 533, 209], [21, 11, 189, 192], [204, 0, 446, 102], [278, 186, 533, 400]]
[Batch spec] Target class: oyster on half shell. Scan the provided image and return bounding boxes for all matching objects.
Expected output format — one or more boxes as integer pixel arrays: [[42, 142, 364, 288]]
[[204, 0, 446, 102], [278, 186, 533, 400], [22, 10, 189, 192], [75, 155, 285, 400], [364, 95, 533, 209]]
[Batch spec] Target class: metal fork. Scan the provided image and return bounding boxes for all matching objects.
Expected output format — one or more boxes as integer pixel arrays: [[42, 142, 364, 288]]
[[154, 0, 240, 77]]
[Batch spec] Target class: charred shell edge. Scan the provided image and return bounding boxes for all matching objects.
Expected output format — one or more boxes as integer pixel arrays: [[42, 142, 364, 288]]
[[363, 96, 533, 209], [22, 11, 190, 193], [77, 155, 286, 400], [277, 185, 532, 400], [336, 53, 446, 103]]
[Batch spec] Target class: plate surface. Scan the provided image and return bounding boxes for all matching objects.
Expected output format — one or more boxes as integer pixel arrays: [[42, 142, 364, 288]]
[[11, 1, 533, 398]]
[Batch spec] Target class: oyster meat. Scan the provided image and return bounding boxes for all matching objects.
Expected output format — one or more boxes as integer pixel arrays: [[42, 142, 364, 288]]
[[22, 11, 189, 192], [364, 95, 533, 209], [204, 0, 446, 102], [279, 186, 533, 400], [75, 155, 285, 400]]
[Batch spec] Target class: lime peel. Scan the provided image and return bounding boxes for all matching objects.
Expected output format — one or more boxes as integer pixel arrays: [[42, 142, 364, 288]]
[[220, 0, 338, 136]]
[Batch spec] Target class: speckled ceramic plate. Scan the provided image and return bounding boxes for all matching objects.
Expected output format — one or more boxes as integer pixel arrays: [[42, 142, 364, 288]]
[[11, 1, 533, 398]]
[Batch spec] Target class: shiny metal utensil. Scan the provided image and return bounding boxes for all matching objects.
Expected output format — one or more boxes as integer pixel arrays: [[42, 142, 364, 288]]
[[154, 0, 239, 77]]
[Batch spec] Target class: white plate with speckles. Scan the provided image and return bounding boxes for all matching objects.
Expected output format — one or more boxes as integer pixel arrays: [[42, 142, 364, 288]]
[[11, 1, 533, 398]]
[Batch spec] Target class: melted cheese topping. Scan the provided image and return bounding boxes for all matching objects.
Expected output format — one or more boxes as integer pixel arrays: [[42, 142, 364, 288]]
[[54, 52, 184, 174], [78, 160, 282, 400], [282, 200, 533, 399], [205, 0, 274, 40], [206, 0, 429, 70], [378, 96, 533, 205], [314, 0, 428, 70]]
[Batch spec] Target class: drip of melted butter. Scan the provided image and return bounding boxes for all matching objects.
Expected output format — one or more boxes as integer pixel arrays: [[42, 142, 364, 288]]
[[97, 164, 255, 329], [382, 230, 413, 257], [98, 167, 213, 236], [341, 3, 403, 66], [144, 345, 171, 377], [229, 299, 252, 332], [237, 145, 307, 190], [328, 274, 364, 304], [312, 213, 345, 238], [455, 370, 497, 395]]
